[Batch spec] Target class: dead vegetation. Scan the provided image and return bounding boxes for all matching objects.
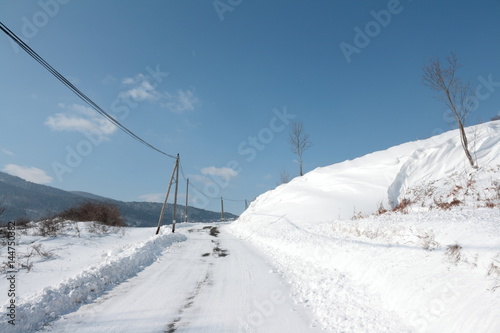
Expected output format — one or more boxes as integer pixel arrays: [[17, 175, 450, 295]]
[[445, 244, 462, 264], [392, 198, 412, 214], [433, 198, 462, 210]]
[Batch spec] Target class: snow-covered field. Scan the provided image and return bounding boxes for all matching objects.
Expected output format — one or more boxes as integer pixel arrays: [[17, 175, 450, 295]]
[[1, 121, 499, 332]]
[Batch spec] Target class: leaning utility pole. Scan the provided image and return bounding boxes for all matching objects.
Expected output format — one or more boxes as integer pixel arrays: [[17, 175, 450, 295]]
[[220, 197, 225, 222], [156, 155, 179, 235], [172, 154, 180, 233], [184, 178, 189, 223]]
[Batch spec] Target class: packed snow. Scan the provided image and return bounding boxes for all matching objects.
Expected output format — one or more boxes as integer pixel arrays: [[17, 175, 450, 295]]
[[1, 121, 499, 332]]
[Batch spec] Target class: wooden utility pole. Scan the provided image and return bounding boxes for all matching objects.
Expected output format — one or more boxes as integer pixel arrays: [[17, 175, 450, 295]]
[[156, 155, 179, 235], [184, 178, 189, 223], [220, 197, 225, 222], [172, 154, 180, 233]]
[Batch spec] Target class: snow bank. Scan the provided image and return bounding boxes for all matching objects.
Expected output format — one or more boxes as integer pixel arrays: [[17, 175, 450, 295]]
[[245, 121, 499, 222], [230, 120, 500, 332], [229, 209, 500, 332], [0, 227, 185, 333]]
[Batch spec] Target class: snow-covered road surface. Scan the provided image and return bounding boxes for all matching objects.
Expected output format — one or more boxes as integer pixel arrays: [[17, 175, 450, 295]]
[[43, 224, 319, 333]]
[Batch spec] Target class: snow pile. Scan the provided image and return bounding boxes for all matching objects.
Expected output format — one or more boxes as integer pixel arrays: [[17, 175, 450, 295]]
[[229, 210, 500, 332], [245, 121, 499, 222], [229, 120, 500, 332], [0, 225, 185, 333]]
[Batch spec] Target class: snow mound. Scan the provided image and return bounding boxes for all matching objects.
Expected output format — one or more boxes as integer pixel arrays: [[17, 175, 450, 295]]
[[230, 120, 500, 332], [0, 227, 185, 333], [244, 120, 500, 222]]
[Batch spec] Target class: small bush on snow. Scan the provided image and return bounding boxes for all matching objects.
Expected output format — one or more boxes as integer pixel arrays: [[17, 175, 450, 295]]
[[445, 244, 462, 264], [57, 202, 126, 227]]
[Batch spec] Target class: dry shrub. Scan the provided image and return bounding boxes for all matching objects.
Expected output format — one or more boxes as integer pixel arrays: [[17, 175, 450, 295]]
[[434, 198, 462, 210], [58, 202, 125, 227], [393, 198, 411, 214], [445, 244, 462, 264], [376, 202, 388, 215], [37, 219, 62, 237]]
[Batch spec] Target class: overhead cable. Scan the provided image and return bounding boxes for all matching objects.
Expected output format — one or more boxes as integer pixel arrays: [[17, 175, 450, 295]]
[[0, 21, 176, 159]]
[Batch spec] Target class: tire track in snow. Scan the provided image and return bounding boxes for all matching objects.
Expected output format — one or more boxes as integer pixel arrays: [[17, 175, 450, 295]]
[[165, 226, 230, 332]]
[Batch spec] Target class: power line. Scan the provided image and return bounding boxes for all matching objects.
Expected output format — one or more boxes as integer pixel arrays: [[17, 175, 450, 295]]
[[0, 21, 176, 159]]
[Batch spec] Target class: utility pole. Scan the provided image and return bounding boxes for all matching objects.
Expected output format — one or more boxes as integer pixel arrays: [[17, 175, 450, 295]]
[[156, 155, 178, 235], [172, 154, 180, 233], [185, 178, 189, 223], [221, 197, 225, 222]]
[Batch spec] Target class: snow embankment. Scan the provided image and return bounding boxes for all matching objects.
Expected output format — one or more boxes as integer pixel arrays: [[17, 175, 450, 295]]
[[0, 225, 185, 333], [229, 120, 500, 332], [246, 121, 499, 222], [229, 209, 500, 332]]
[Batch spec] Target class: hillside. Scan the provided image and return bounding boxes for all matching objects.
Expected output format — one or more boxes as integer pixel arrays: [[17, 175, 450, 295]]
[[0, 173, 237, 226], [229, 120, 500, 332], [239, 120, 499, 223]]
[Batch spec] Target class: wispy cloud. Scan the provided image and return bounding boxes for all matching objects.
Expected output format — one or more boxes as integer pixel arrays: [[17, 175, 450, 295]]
[[118, 72, 200, 114], [138, 193, 164, 203], [2, 164, 53, 184], [201, 166, 238, 179], [162, 89, 200, 113], [189, 166, 239, 187], [120, 74, 160, 102], [1, 148, 14, 156], [45, 103, 117, 136]]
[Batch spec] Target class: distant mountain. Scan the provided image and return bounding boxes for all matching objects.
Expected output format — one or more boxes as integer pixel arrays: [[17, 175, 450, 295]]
[[0, 172, 237, 226]]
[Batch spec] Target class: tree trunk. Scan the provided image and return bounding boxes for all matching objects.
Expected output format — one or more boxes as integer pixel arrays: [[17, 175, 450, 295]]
[[445, 91, 476, 168]]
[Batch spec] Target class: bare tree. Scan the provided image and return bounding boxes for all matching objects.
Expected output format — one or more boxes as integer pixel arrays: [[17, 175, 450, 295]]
[[288, 121, 312, 176], [422, 52, 477, 168], [278, 169, 291, 185]]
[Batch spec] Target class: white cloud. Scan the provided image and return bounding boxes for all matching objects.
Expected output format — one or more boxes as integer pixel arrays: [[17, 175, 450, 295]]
[[1, 148, 14, 156], [188, 167, 239, 188], [189, 174, 212, 185], [45, 103, 117, 136], [201, 166, 239, 179], [138, 193, 164, 203], [119, 73, 200, 113], [162, 89, 199, 113], [120, 74, 160, 102], [2, 164, 53, 184]]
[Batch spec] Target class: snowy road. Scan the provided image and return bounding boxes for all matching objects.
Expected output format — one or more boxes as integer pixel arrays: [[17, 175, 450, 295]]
[[43, 224, 319, 333]]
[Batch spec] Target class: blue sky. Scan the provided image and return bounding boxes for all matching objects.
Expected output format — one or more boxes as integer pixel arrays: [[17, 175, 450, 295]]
[[1, 0, 499, 216]]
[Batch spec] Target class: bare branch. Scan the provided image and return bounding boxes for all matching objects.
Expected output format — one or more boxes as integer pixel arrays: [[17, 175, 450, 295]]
[[288, 121, 312, 176], [422, 52, 476, 168]]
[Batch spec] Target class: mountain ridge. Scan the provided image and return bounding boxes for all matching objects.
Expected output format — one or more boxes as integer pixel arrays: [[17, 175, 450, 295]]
[[0, 172, 237, 226]]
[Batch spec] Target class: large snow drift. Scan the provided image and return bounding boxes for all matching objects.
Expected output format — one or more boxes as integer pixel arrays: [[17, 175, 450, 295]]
[[230, 120, 500, 332], [243, 121, 500, 222]]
